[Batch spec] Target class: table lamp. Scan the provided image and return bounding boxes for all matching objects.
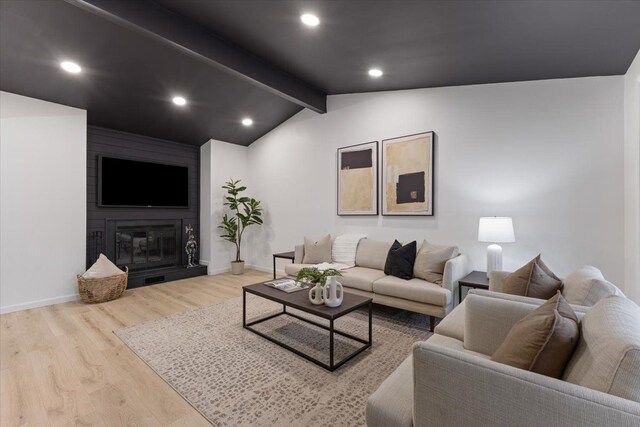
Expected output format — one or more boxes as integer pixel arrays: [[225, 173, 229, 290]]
[[478, 217, 515, 275]]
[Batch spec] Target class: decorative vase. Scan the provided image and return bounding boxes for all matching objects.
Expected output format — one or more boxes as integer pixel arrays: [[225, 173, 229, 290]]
[[308, 282, 325, 305], [231, 261, 244, 275], [322, 276, 344, 307]]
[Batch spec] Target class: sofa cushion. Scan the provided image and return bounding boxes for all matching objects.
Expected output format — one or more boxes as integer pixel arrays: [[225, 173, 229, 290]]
[[302, 234, 332, 264], [413, 240, 459, 284], [503, 255, 562, 299], [373, 276, 451, 307], [338, 267, 386, 292], [284, 263, 309, 277], [563, 295, 640, 402], [365, 355, 413, 427], [491, 292, 579, 379], [384, 240, 416, 280], [355, 239, 393, 270], [562, 266, 623, 306]]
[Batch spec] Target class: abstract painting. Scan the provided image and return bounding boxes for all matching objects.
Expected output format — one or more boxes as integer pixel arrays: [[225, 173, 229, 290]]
[[337, 141, 378, 215], [382, 132, 434, 216]]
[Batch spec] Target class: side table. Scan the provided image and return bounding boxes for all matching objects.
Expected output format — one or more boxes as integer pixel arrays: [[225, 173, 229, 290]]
[[272, 251, 295, 279], [459, 271, 490, 303]]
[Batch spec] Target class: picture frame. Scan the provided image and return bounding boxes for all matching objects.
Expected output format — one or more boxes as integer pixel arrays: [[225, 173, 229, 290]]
[[337, 141, 379, 216], [381, 131, 434, 216]]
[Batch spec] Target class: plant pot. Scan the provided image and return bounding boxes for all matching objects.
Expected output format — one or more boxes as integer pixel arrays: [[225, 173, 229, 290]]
[[231, 261, 245, 275]]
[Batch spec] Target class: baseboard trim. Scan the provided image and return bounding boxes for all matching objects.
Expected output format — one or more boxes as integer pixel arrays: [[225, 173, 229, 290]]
[[0, 293, 80, 314], [207, 266, 231, 275]]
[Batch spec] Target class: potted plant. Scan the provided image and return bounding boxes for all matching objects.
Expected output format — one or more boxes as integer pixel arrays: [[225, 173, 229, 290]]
[[295, 267, 342, 305], [295, 267, 342, 285], [218, 179, 263, 275]]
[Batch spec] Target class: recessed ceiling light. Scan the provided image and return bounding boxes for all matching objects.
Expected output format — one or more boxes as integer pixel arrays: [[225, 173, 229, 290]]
[[60, 61, 82, 74], [368, 68, 383, 78], [300, 13, 320, 27], [242, 118, 253, 126], [172, 96, 187, 106]]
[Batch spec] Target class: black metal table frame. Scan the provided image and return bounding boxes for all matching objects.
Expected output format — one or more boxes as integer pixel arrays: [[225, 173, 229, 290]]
[[243, 289, 373, 371]]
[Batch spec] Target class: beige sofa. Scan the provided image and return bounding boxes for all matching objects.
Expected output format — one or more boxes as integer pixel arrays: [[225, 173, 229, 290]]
[[285, 239, 470, 331], [366, 290, 640, 426]]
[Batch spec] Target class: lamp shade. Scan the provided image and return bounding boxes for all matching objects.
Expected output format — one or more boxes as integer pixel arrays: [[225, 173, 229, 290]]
[[478, 217, 515, 243]]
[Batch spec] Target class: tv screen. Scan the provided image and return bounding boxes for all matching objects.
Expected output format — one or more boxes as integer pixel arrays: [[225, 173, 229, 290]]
[[99, 156, 189, 208]]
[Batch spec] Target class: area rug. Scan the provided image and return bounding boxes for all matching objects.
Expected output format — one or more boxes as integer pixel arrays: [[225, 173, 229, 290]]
[[114, 295, 431, 427]]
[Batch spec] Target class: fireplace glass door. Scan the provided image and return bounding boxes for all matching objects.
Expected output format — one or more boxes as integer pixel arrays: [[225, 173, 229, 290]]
[[115, 225, 178, 270]]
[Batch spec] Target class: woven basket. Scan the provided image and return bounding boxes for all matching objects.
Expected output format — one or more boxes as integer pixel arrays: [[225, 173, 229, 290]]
[[77, 267, 128, 304]]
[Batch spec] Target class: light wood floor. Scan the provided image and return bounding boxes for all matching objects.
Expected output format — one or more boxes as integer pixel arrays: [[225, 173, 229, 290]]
[[0, 269, 272, 427]]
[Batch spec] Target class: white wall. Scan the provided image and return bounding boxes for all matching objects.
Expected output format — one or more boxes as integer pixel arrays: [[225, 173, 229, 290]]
[[200, 139, 249, 274], [624, 49, 640, 303], [246, 77, 627, 288], [1, 92, 87, 313]]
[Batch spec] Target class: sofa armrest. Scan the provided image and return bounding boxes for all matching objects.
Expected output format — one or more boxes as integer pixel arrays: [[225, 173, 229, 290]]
[[413, 341, 640, 427], [294, 244, 304, 264], [442, 254, 471, 307], [488, 270, 511, 292]]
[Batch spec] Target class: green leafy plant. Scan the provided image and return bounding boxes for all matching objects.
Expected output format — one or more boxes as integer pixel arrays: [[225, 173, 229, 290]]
[[295, 267, 342, 286], [218, 179, 263, 262]]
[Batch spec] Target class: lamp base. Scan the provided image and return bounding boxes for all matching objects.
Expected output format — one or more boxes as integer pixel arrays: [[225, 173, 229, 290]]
[[486, 244, 503, 277]]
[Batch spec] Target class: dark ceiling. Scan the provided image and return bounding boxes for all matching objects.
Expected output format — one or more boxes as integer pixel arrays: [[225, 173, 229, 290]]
[[1, 0, 639, 146], [157, 0, 640, 94]]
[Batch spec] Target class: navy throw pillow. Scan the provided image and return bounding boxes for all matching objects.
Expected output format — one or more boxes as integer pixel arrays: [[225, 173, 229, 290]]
[[384, 240, 417, 280]]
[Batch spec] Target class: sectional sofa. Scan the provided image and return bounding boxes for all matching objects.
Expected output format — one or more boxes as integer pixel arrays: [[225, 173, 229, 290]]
[[367, 290, 640, 426], [285, 239, 471, 331]]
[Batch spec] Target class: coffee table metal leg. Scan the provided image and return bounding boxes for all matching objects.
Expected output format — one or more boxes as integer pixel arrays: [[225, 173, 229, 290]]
[[369, 301, 373, 346], [273, 255, 276, 279], [242, 289, 246, 327], [329, 319, 334, 370]]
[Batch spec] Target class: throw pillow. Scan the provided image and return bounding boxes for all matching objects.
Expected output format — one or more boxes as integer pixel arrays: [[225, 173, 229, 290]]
[[491, 292, 579, 379], [83, 254, 125, 279], [384, 240, 417, 280], [502, 255, 562, 299], [413, 240, 459, 284], [302, 234, 332, 264]]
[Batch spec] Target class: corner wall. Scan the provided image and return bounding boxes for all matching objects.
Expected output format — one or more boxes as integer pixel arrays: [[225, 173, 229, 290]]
[[1, 92, 87, 313], [624, 50, 640, 303], [246, 77, 627, 289], [200, 139, 249, 274]]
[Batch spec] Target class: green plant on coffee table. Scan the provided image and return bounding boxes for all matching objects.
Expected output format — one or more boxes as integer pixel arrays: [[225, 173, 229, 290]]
[[295, 267, 342, 286]]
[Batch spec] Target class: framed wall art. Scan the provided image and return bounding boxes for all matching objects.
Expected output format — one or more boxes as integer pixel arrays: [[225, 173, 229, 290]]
[[381, 131, 434, 216], [337, 141, 378, 215]]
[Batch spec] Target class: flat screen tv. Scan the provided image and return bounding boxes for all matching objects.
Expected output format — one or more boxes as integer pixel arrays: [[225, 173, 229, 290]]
[[98, 156, 189, 208]]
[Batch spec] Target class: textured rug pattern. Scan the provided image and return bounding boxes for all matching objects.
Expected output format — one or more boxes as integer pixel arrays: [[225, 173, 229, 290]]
[[114, 295, 431, 427]]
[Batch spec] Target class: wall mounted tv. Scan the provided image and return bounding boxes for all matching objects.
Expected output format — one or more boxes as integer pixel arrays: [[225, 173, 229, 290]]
[[98, 156, 189, 208]]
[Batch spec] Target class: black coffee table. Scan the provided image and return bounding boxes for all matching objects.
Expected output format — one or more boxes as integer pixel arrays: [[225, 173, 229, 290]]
[[243, 282, 373, 371]]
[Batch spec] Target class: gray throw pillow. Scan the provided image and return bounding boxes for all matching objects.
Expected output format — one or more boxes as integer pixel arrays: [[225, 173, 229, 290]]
[[413, 240, 459, 284], [303, 235, 332, 264]]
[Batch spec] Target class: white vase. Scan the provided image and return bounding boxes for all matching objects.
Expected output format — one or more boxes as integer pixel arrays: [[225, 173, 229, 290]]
[[308, 283, 324, 305], [323, 276, 343, 307]]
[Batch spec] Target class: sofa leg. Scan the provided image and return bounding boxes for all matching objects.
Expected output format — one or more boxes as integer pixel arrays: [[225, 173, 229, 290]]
[[429, 316, 436, 332]]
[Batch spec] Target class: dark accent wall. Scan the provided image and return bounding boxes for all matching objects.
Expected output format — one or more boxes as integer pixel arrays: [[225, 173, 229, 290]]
[[87, 126, 200, 267]]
